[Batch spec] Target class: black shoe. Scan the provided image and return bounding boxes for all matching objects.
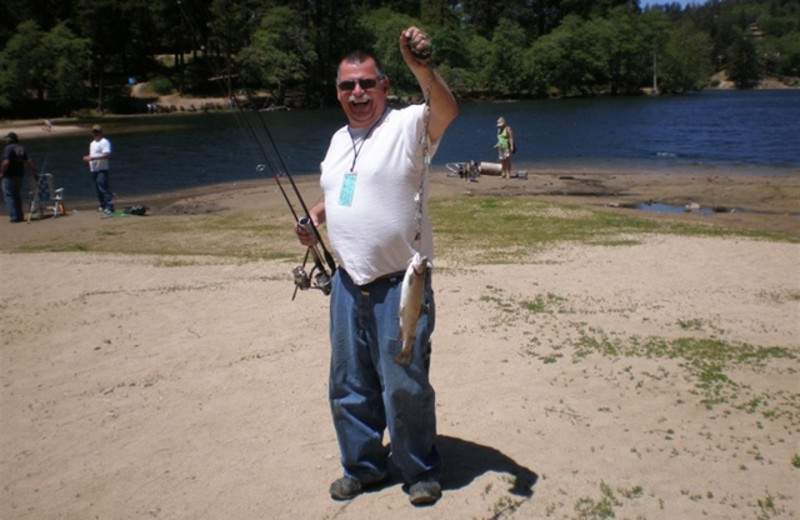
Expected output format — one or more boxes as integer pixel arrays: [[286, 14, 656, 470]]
[[408, 479, 441, 505], [329, 474, 387, 501], [329, 476, 361, 500]]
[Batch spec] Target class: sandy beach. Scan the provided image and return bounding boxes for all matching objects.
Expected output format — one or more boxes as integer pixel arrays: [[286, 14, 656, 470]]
[[1, 169, 799, 519]]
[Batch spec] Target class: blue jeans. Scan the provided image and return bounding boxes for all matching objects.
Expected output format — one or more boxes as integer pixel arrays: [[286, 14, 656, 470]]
[[329, 268, 440, 485], [2, 175, 24, 221], [92, 170, 113, 211]]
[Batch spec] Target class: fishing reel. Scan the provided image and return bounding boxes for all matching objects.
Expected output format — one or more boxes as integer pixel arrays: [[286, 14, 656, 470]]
[[291, 216, 334, 299], [292, 264, 332, 296]]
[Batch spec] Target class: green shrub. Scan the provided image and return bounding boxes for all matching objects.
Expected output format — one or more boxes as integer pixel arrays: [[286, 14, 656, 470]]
[[149, 76, 174, 95]]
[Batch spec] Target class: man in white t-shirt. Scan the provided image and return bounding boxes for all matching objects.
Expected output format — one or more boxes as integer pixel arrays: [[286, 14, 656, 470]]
[[296, 27, 457, 506], [83, 124, 114, 214]]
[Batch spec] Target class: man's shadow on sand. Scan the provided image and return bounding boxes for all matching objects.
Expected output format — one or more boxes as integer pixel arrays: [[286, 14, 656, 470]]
[[380, 435, 538, 498], [436, 435, 538, 496]]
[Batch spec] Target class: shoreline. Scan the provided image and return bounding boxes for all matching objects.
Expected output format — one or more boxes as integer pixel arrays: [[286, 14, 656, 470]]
[[2, 167, 798, 256], [0, 119, 87, 140], [3, 82, 800, 142], [2, 72, 798, 134], [17, 159, 800, 211], [3, 91, 797, 212]]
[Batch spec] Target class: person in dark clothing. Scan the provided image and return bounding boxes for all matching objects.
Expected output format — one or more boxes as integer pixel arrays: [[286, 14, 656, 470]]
[[1, 132, 39, 223]]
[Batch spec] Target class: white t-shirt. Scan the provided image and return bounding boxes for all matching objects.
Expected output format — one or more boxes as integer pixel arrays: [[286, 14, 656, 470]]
[[88, 137, 111, 172], [320, 104, 438, 286]]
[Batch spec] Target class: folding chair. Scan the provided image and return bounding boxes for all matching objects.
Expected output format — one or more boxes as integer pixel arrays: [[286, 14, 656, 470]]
[[445, 161, 479, 182], [28, 173, 66, 222], [445, 162, 464, 177]]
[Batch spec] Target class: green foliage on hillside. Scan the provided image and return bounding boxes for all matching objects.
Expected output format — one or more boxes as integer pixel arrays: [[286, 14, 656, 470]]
[[0, 0, 797, 118]]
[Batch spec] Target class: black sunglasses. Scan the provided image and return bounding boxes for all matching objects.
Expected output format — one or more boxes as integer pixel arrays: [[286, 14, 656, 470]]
[[337, 77, 380, 91]]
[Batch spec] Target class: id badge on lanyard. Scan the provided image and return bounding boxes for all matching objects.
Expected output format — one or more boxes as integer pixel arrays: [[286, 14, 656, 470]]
[[338, 172, 357, 207]]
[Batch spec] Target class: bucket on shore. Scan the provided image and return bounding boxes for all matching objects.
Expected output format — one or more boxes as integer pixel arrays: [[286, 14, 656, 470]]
[[516, 170, 528, 180], [479, 162, 502, 175]]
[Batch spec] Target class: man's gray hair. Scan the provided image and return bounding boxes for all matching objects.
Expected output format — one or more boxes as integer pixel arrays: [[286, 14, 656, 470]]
[[338, 50, 385, 79]]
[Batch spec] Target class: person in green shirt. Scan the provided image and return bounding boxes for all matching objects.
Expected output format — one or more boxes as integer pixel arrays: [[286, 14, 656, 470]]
[[494, 116, 515, 178]]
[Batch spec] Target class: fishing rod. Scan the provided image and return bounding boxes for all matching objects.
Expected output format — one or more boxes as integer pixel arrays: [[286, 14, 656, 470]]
[[177, 0, 335, 298], [238, 103, 336, 299], [247, 103, 337, 293], [227, 98, 336, 299]]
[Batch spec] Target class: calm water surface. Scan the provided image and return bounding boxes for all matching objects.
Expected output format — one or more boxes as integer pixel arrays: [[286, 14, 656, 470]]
[[19, 89, 800, 206]]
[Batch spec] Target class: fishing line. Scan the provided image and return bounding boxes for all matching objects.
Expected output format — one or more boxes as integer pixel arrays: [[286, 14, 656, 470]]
[[411, 39, 434, 251], [177, 0, 335, 295]]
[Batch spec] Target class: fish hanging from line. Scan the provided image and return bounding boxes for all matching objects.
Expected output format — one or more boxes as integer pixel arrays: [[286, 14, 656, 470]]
[[396, 252, 431, 365]]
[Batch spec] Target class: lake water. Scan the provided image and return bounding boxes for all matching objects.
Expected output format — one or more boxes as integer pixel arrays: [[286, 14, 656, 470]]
[[16, 89, 800, 207]]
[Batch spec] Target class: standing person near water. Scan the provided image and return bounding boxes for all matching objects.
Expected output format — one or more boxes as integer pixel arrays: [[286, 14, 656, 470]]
[[1, 132, 39, 223], [495, 116, 515, 178], [83, 124, 114, 215], [295, 26, 458, 506]]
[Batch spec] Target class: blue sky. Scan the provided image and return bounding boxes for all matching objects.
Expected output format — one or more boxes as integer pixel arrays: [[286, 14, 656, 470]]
[[639, 0, 708, 8]]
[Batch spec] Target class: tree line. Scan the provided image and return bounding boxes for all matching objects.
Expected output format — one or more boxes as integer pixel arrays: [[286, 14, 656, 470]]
[[1, 0, 797, 119]]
